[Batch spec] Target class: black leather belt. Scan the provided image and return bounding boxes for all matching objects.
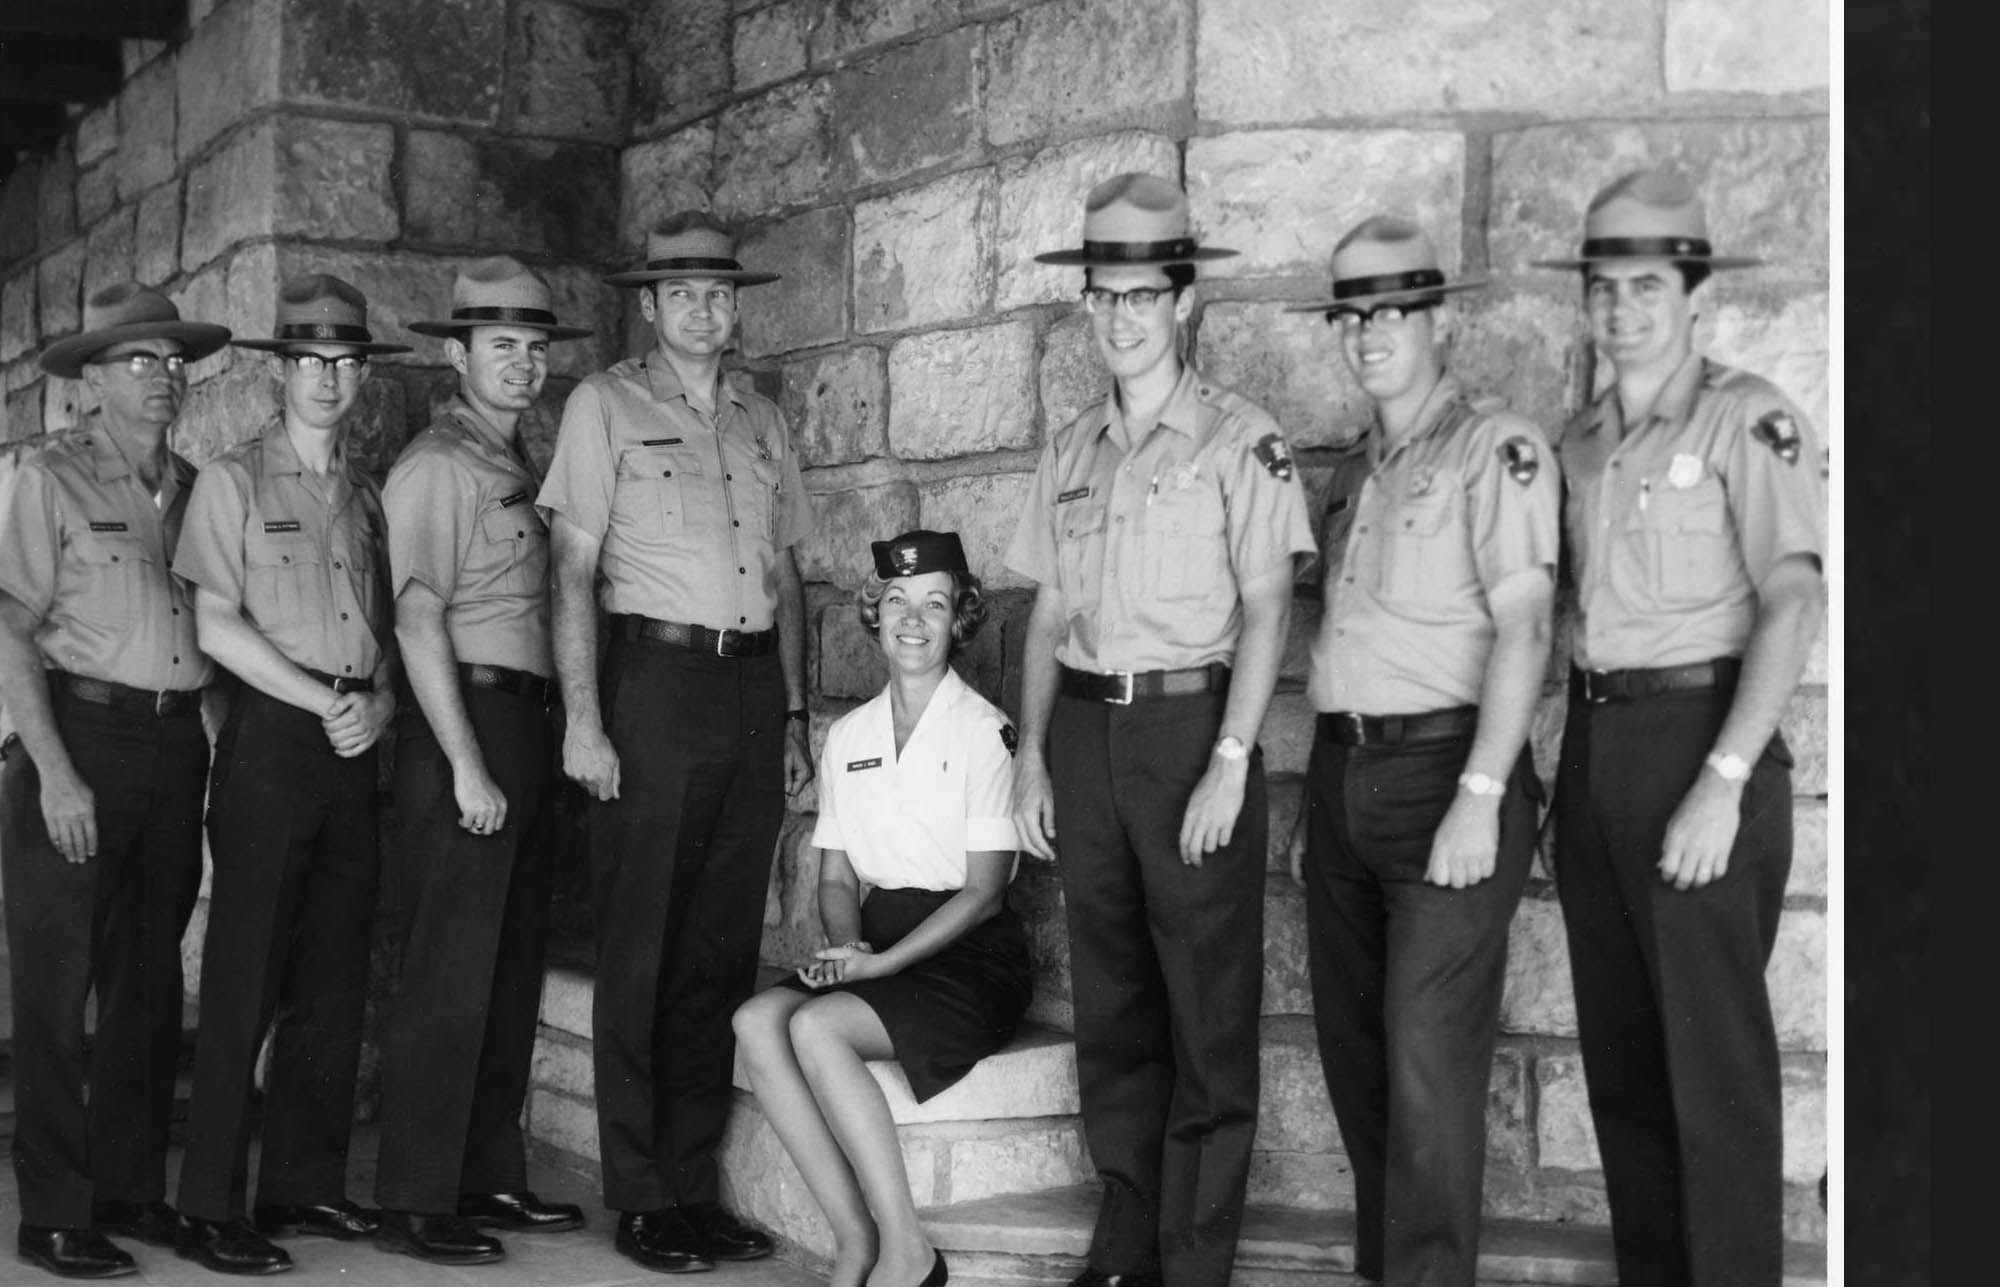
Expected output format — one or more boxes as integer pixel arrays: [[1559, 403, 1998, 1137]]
[[459, 662, 555, 704], [615, 615, 778, 658], [53, 671, 204, 718], [1570, 658, 1741, 704], [303, 668, 375, 694], [1317, 705, 1478, 747], [1059, 663, 1229, 705]]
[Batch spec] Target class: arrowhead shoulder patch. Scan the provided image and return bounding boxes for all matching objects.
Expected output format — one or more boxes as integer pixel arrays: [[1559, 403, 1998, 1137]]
[[1252, 433, 1295, 481], [1498, 436, 1540, 486], [1752, 410, 1803, 465], [999, 723, 1018, 757]]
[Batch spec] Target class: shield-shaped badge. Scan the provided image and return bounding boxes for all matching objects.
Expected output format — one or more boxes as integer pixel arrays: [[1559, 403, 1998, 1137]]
[[1752, 410, 1802, 466]]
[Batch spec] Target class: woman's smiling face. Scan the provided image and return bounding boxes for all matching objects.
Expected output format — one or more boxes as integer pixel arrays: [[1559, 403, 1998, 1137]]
[[876, 571, 957, 677]]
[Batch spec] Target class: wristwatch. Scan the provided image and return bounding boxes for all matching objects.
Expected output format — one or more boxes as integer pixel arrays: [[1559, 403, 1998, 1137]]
[[785, 708, 809, 724], [1457, 771, 1505, 797], [1212, 735, 1249, 763], [1705, 751, 1751, 782]]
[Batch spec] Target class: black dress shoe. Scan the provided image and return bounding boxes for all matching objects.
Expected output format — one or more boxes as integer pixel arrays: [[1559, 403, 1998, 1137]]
[[90, 1200, 180, 1248], [172, 1216, 292, 1276], [1069, 1271, 1159, 1287], [16, 1226, 137, 1279], [613, 1209, 714, 1274], [677, 1201, 773, 1262], [374, 1211, 504, 1265], [252, 1200, 381, 1240], [458, 1190, 585, 1233]]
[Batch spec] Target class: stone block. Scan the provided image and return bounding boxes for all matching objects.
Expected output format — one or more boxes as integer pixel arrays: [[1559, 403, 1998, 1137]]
[[831, 28, 982, 190], [176, 0, 282, 159], [122, 39, 167, 77], [1701, 289, 1832, 448], [887, 321, 1036, 460], [1, 274, 38, 365], [539, 965, 595, 1040], [713, 78, 833, 219], [83, 208, 138, 303], [1500, 895, 1577, 1039], [1533, 1052, 1600, 1171], [1247, 1148, 1356, 1211], [917, 472, 1034, 593], [811, 0, 973, 64], [76, 165, 117, 231], [37, 141, 77, 249], [134, 180, 182, 288], [402, 130, 617, 261], [1781, 687, 1827, 798], [0, 167, 37, 269], [1489, 120, 1831, 291], [1262, 879, 1310, 1016], [1278, 599, 1317, 689], [855, 169, 994, 334], [1488, 1046, 1534, 1171], [511, 1, 630, 142], [1188, 131, 1466, 283], [1451, 291, 1593, 446], [819, 604, 885, 700], [619, 126, 717, 253], [1255, 1018, 1339, 1153], [1667, 0, 1830, 94], [943, 1124, 1091, 1205], [44, 379, 83, 435], [116, 55, 178, 204], [181, 125, 273, 272], [738, 205, 850, 358], [172, 359, 276, 465], [1037, 311, 1101, 438], [995, 132, 1182, 311], [37, 244, 85, 342], [631, 0, 733, 134], [782, 347, 886, 467], [1265, 777, 1303, 876], [286, 0, 504, 125], [1790, 799, 1826, 900], [734, 1, 810, 92], [1196, 300, 1360, 451], [529, 1031, 595, 1100], [1781, 1058, 1827, 1186], [719, 1106, 836, 1259], [795, 481, 921, 586], [1259, 689, 1316, 777], [77, 104, 118, 170], [986, 0, 1189, 147], [1196, 0, 1659, 126], [1768, 906, 1824, 1051], [526, 1085, 599, 1161]]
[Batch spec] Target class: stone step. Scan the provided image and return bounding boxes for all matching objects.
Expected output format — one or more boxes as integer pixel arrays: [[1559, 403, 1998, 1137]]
[[919, 1186, 1831, 1287]]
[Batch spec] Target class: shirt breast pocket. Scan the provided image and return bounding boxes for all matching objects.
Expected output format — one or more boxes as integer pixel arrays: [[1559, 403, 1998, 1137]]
[[246, 534, 322, 629], [738, 455, 781, 543], [612, 448, 694, 541], [1144, 485, 1226, 601], [477, 505, 544, 594], [71, 530, 153, 625], [1056, 498, 1109, 604], [1627, 477, 1732, 607], [1379, 496, 1457, 606]]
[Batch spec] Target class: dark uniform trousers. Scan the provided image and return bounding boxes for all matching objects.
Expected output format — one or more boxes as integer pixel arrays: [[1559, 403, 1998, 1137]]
[[1048, 689, 1265, 1287], [177, 688, 380, 1221], [1301, 730, 1539, 1287], [1555, 685, 1792, 1287], [374, 684, 556, 1213], [589, 639, 785, 1213], [0, 691, 206, 1227]]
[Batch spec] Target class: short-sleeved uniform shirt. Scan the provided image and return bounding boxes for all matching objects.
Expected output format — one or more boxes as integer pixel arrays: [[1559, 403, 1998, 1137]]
[[383, 397, 551, 678], [1004, 365, 1316, 673], [535, 356, 813, 632], [811, 667, 1020, 892], [0, 418, 212, 692], [1562, 355, 1827, 671], [1309, 376, 1561, 714], [174, 421, 390, 681]]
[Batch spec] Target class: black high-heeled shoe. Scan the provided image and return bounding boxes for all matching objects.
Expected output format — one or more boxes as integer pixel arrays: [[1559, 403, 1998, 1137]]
[[916, 1248, 948, 1287]]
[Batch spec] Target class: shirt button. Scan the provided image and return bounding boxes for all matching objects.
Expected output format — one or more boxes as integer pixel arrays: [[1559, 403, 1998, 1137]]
[[726, 473, 734, 480], [733, 520, 740, 527], [282, 555, 290, 563], [1358, 525, 1369, 534], [343, 665, 354, 674], [739, 616, 747, 624], [110, 555, 120, 562], [172, 608, 180, 615], [334, 561, 343, 570], [1343, 575, 1355, 583], [172, 655, 180, 664], [663, 470, 673, 477], [340, 612, 349, 621], [739, 566, 746, 574]]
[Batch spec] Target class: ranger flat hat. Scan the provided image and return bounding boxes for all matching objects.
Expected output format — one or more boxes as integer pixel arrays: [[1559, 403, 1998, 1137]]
[[39, 282, 232, 379], [871, 529, 970, 580], [1284, 215, 1489, 314], [1033, 172, 1237, 267], [1534, 168, 1764, 271], [603, 212, 780, 288], [232, 274, 413, 354], [410, 256, 593, 340]]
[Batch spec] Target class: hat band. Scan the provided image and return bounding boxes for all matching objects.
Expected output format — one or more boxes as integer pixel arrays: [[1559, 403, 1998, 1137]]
[[1079, 237, 1198, 262], [1580, 236, 1714, 259], [273, 322, 374, 343], [1332, 269, 1445, 301], [643, 256, 745, 274], [451, 306, 561, 326]]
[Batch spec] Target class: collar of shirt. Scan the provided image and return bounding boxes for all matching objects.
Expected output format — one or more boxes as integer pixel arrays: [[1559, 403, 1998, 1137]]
[[1365, 372, 1463, 472], [257, 418, 359, 508], [874, 666, 972, 756], [643, 353, 750, 417], [439, 395, 539, 481], [1584, 352, 1711, 445], [80, 414, 193, 511], [1095, 363, 1210, 454]]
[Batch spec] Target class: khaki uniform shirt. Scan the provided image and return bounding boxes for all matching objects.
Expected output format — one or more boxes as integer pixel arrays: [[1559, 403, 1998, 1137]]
[[0, 418, 212, 691], [1562, 355, 1827, 671], [1005, 365, 1316, 673], [1309, 376, 1560, 714], [174, 421, 390, 681], [384, 397, 552, 678], [536, 356, 812, 632]]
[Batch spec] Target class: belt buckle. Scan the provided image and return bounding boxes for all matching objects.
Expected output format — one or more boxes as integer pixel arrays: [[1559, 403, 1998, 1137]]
[[714, 629, 734, 658], [154, 689, 173, 717], [1343, 711, 1367, 745], [1108, 671, 1134, 705], [1582, 670, 1610, 704]]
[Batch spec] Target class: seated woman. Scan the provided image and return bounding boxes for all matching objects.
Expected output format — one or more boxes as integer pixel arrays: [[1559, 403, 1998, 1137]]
[[733, 529, 1031, 1287]]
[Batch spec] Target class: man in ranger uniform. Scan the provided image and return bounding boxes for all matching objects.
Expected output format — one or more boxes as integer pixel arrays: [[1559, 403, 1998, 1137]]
[[371, 258, 593, 1265], [538, 213, 813, 1273], [1283, 217, 1558, 1287], [1, 285, 231, 1280], [1536, 168, 1827, 1287], [1005, 173, 1315, 1287], [173, 275, 408, 1276]]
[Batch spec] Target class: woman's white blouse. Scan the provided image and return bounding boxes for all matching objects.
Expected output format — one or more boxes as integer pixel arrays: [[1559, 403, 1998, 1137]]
[[810, 667, 1020, 891]]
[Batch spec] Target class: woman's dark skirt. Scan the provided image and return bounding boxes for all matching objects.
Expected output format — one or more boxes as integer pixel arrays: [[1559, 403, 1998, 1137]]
[[782, 886, 1032, 1103]]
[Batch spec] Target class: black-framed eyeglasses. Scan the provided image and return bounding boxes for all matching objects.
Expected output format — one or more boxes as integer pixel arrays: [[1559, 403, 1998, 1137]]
[[284, 353, 370, 378], [89, 351, 186, 378], [1325, 301, 1437, 332], [1082, 286, 1177, 316]]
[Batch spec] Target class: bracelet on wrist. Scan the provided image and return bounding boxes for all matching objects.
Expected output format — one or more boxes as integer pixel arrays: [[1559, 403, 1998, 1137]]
[[836, 939, 872, 953]]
